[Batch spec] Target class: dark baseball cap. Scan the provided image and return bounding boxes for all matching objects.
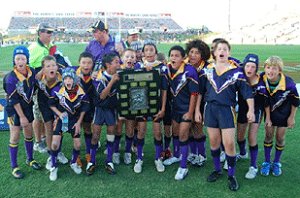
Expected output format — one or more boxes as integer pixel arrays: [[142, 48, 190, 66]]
[[89, 20, 108, 32], [37, 23, 55, 32]]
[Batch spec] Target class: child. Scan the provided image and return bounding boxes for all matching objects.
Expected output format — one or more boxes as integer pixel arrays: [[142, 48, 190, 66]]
[[161, 45, 199, 180], [4, 46, 42, 179], [199, 39, 254, 191], [70, 52, 95, 166], [260, 56, 299, 176], [35, 55, 65, 170], [87, 53, 120, 175], [236, 54, 268, 179], [141, 42, 167, 172], [186, 39, 210, 167], [48, 68, 89, 181]]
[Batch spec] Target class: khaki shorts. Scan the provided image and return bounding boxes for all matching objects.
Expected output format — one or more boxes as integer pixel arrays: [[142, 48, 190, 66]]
[[33, 94, 43, 121]]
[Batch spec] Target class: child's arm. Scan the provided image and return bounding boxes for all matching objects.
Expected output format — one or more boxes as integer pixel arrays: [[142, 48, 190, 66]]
[[183, 94, 197, 121], [287, 105, 297, 128], [50, 106, 65, 120], [35, 68, 43, 80], [246, 98, 255, 123], [154, 90, 166, 121], [194, 94, 202, 123], [100, 73, 119, 100], [73, 111, 85, 136], [13, 103, 29, 127], [264, 106, 272, 127]]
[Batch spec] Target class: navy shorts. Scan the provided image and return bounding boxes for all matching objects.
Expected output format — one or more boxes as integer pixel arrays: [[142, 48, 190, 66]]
[[204, 102, 236, 129], [270, 115, 288, 127], [83, 107, 95, 123], [93, 107, 117, 126], [172, 113, 192, 123], [53, 118, 80, 138], [163, 101, 172, 125], [8, 106, 34, 126], [237, 108, 263, 124], [39, 103, 54, 123]]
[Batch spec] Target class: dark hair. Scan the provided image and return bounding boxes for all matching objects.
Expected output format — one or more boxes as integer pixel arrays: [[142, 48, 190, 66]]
[[212, 39, 231, 60], [42, 55, 56, 67], [102, 52, 119, 69], [212, 38, 223, 44], [142, 43, 158, 54], [78, 52, 94, 63], [186, 39, 210, 61], [168, 45, 185, 58]]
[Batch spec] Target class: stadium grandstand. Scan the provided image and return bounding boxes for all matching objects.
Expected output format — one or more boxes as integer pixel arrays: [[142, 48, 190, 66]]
[[8, 11, 184, 35]]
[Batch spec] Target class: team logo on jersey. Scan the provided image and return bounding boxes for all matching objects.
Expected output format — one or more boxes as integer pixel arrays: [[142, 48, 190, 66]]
[[271, 90, 290, 112], [16, 81, 34, 104]]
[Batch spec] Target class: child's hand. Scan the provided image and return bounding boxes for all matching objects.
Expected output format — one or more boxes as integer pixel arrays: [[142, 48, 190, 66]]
[[194, 110, 202, 123], [59, 112, 67, 120], [265, 118, 272, 127], [73, 122, 81, 136], [287, 116, 295, 129], [182, 112, 192, 121], [145, 65, 153, 71], [20, 116, 29, 127], [111, 73, 120, 83], [247, 111, 255, 123], [153, 110, 165, 122]]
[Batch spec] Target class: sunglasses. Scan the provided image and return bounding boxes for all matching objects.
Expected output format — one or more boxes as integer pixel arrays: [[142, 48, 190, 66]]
[[41, 30, 53, 34]]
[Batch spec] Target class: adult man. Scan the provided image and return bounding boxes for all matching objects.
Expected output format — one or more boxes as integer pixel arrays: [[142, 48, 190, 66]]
[[85, 20, 119, 71]]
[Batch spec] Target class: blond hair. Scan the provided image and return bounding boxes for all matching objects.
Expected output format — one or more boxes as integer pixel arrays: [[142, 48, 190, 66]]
[[264, 56, 283, 72]]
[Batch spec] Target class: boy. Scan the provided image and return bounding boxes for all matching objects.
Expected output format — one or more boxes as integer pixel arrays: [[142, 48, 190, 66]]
[[69, 52, 95, 166], [35, 55, 65, 170], [4, 46, 42, 179], [87, 53, 120, 175], [161, 45, 199, 180], [199, 39, 254, 191], [48, 68, 89, 181], [260, 56, 299, 176], [186, 39, 210, 167], [236, 54, 268, 179]]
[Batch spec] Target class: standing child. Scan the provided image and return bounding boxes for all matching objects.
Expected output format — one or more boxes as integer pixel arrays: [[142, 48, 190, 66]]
[[35, 55, 63, 170], [186, 39, 210, 167], [4, 46, 42, 179], [161, 45, 199, 180], [236, 54, 268, 179], [48, 68, 89, 181], [87, 53, 120, 175], [200, 39, 254, 191], [260, 56, 299, 176]]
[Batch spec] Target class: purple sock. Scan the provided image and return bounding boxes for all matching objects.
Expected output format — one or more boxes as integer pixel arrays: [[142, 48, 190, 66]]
[[173, 136, 180, 158], [137, 138, 145, 160], [220, 142, 225, 152], [9, 144, 18, 169], [113, 135, 121, 153], [180, 141, 188, 168], [211, 148, 221, 172], [71, 149, 80, 164], [90, 144, 97, 164], [84, 133, 92, 154], [164, 136, 171, 150], [125, 135, 133, 153], [273, 144, 284, 163], [24, 137, 33, 161], [238, 139, 247, 155], [249, 145, 258, 168], [189, 137, 196, 155], [264, 141, 273, 162], [106, 141, 114, 163], [154, 139, 163, 160], [51, 150, 58, 168], [226, 154, 236, 177], [196, 136, 206, 157]]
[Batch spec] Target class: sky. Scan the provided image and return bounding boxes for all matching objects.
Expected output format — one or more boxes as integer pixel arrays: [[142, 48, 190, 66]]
[[0, 0, 298, 32]]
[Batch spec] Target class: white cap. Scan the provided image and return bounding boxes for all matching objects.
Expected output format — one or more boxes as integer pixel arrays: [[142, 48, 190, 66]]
[[127, 29, 140, 36]]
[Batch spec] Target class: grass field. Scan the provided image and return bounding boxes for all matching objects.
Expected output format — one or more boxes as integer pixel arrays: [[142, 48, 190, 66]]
[[0, 43, 300, 197]]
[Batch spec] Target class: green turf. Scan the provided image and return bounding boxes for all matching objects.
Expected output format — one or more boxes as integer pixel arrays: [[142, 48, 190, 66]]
[[0, 118, 300, 197]]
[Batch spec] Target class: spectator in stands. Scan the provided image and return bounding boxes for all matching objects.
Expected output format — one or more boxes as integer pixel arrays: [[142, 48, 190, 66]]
[[85, 20, 119, 71]]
